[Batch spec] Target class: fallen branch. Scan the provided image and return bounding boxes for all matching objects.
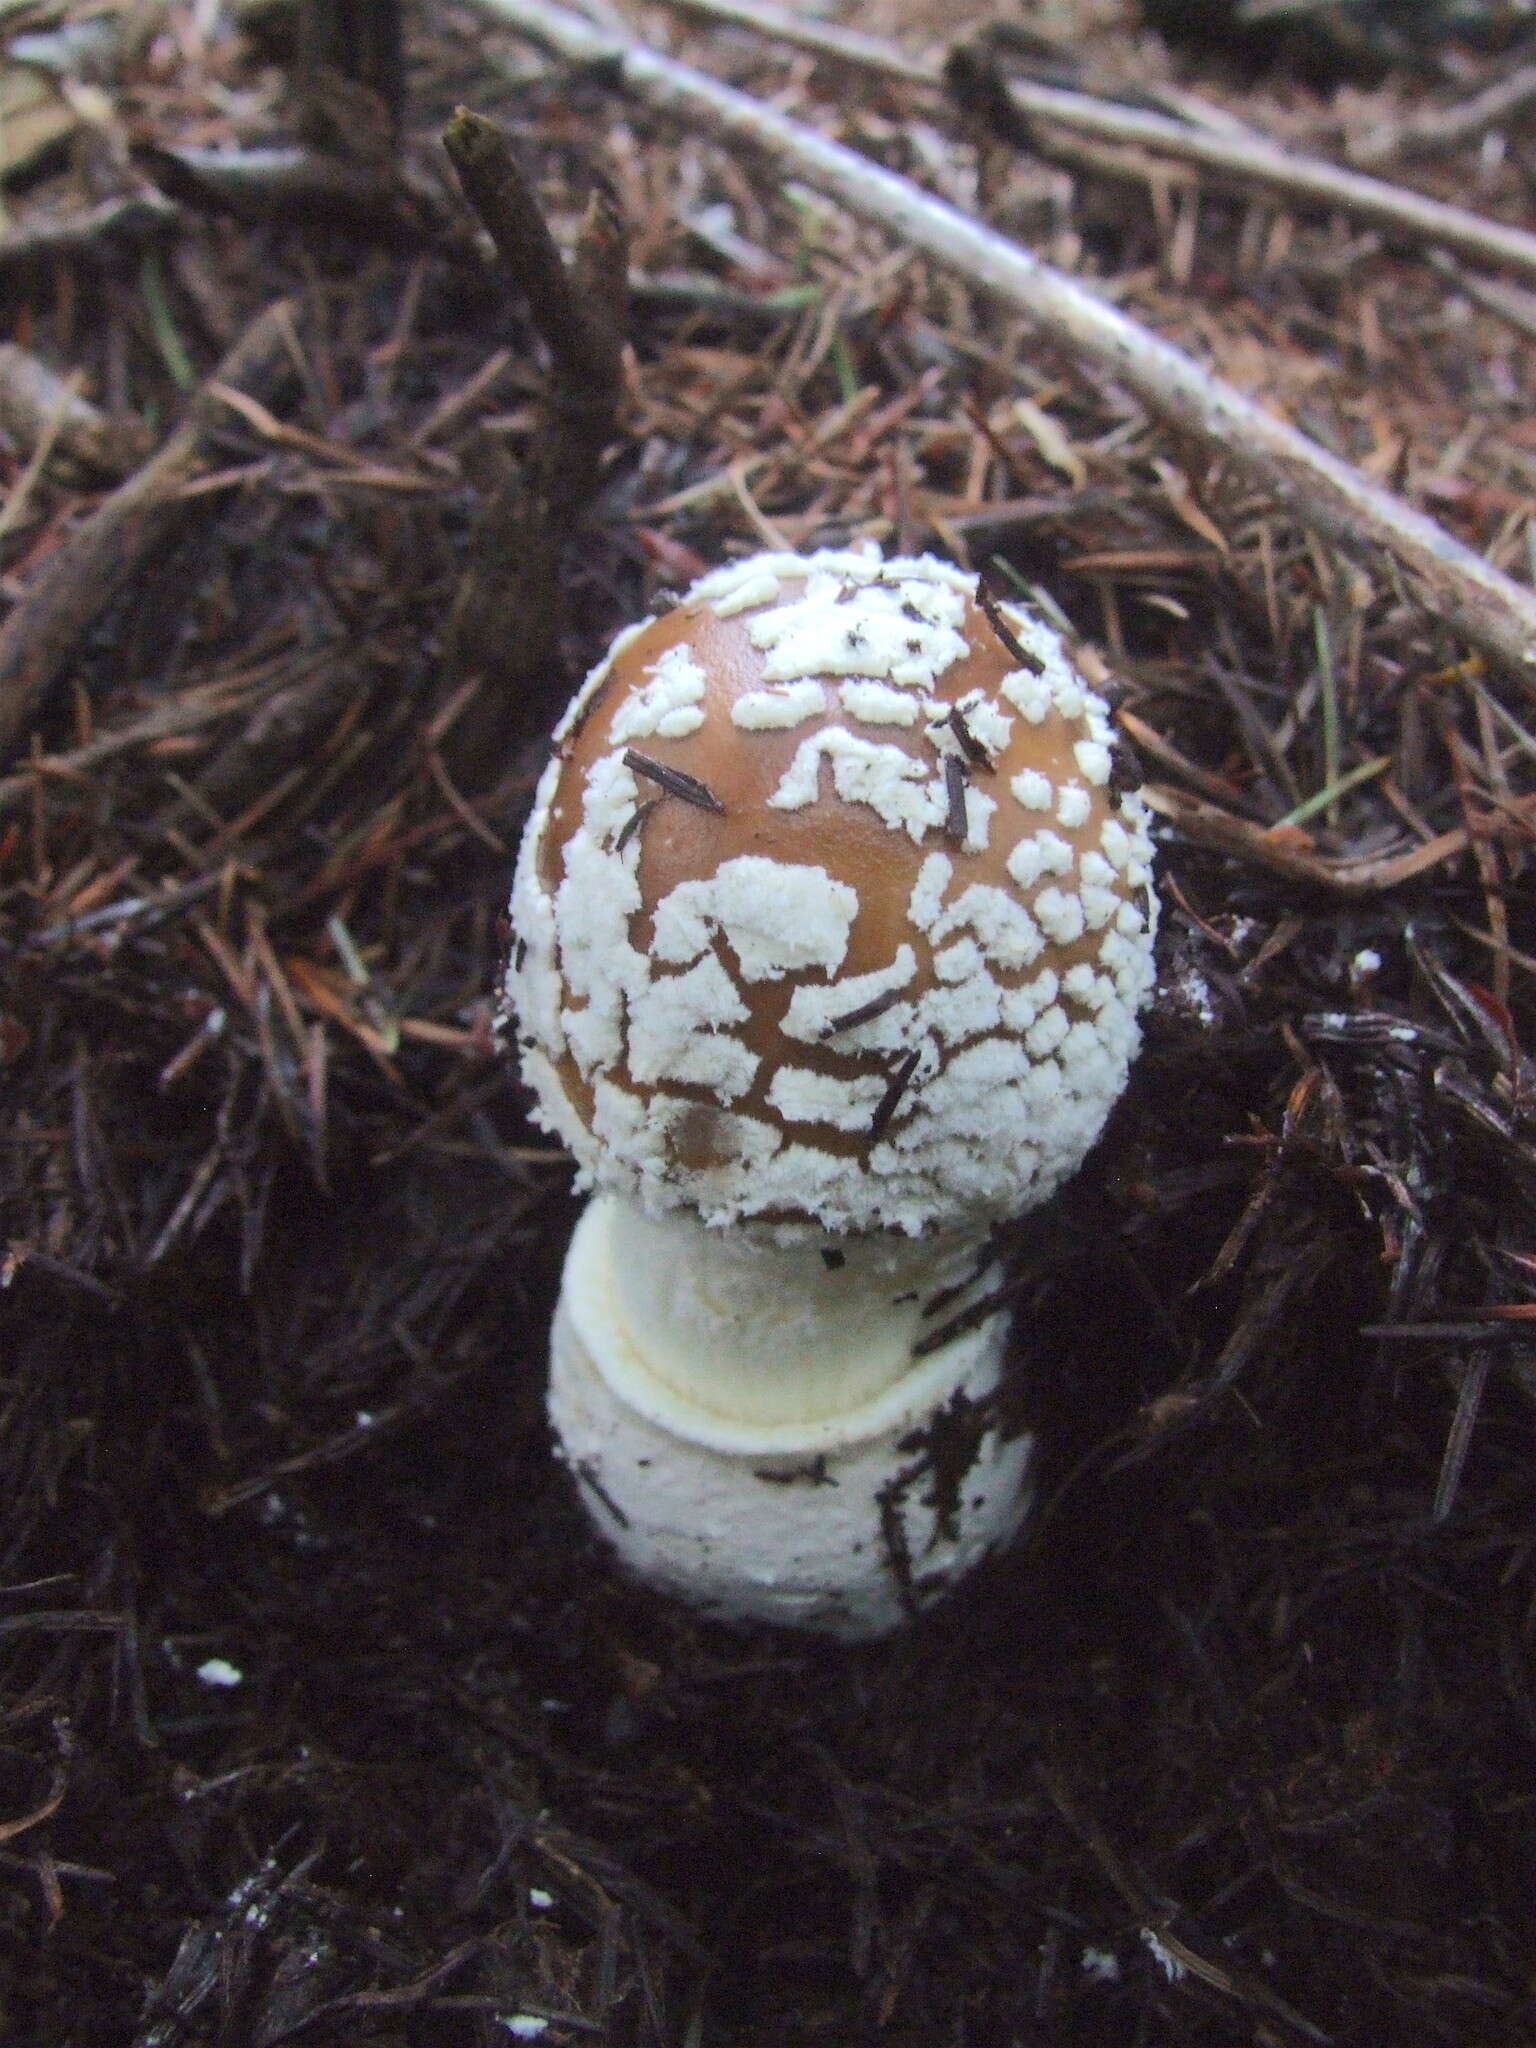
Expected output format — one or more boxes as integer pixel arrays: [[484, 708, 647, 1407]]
[[977, 19, 1263, 140], [1353, 63, 1536, 167], [0, 300, 300, 766], [947, 55, 1536, 294], [472, 0, 1536, 680], [663, 0, 1536, 293], [663, 0, 1253, 135]]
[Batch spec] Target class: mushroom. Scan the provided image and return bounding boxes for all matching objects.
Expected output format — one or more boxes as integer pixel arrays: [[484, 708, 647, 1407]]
[[504, 547, 1157, 1638]]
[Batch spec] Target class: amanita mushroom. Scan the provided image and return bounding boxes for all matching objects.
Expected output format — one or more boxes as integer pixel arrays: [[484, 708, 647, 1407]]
[[504, 548, 1156, 1637]]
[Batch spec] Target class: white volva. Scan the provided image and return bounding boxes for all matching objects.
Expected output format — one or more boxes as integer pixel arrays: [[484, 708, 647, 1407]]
[[549, 1197, 1033, 1638]]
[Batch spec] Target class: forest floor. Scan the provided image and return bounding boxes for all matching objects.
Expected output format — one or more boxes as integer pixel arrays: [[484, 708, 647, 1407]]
[[1, 0, 1535, 2041]]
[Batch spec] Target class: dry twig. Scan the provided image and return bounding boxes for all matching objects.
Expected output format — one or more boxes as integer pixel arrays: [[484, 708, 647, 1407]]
[[0, 190, 177, 273], [0, 345, 148, 485], [668, 0, 931, 85], [0, 300, 300, 766], [137, 142, 440, 242], [1353, 63, 1536, 166], [667, 0, 1536, 290], [947, 55, 1536, 292], [1428, 249, 1536, 343], [1143, 783, 1484, 896]]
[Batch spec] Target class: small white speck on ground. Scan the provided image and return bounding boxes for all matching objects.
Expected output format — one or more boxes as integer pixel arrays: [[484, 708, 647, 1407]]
[[1141, 1928, 1187, 1982], [196, 1658, 243, 1687]]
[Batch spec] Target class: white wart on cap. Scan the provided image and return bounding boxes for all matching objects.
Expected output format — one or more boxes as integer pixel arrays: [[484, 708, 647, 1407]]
[[506, 549, 1157, 1239]]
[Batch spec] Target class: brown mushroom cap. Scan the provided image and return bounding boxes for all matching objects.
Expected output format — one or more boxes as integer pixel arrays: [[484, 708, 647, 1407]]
[[505, 550, 1156, 1237]]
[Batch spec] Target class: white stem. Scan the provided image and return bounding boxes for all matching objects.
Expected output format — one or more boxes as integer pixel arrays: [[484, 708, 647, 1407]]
[[605, 1200, 988, 1430], [548, 1195, 1033, 1635]]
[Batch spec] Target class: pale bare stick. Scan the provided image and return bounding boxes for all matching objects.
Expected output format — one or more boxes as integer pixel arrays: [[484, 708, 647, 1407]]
[[663, 0, 1256, 135], [470, 0, 1536, 679], [954, 70, 1536, 293], [1428, 250, 1536, 345], [1353, 63, 1536, 168], [667, 0, 932, 85], [665, 0, 1536, 292]]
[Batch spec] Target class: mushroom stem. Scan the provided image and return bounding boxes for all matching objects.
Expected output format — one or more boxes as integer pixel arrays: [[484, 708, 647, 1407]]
[[547, 1194, 1035, 1637], [605, 1201, 992, 1427]]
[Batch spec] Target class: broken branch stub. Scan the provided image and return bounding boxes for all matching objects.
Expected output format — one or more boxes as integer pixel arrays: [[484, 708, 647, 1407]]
[[440, 109, 630, 777]]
